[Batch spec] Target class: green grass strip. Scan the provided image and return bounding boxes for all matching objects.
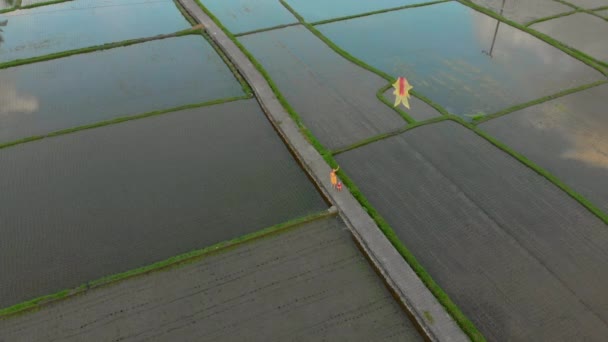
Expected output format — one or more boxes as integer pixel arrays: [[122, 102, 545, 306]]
[[234, 22, 301, 37], [524, 9, 579, 26], [459, 0, 608, 74], [377, 83, 416, 124], [553, 0, 608, 22], [19, 0, 71, 10], [332, 115, 448, 155], [474, 80, 608, 124], [0, 209, 336, 318], [449, 116, 608, 225], [173, 0, 198, 26], [310, 0, 449, 26], [198, 1, 485, 340], [0, 95, 251, 151], [0, 27, 200, 70]]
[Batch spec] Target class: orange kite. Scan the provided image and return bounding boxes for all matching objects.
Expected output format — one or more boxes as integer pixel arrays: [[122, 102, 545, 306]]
[[392, 77, 413, 109]]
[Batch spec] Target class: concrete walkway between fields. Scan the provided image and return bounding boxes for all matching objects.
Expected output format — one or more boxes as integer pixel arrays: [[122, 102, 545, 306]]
[[176, 0, 470, 341]]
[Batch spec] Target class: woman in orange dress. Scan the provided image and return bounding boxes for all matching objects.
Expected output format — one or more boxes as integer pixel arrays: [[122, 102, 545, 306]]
[[330, 166, 339, 189]]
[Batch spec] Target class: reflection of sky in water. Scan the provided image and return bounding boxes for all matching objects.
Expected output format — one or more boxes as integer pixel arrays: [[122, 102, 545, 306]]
[[285, 0, 426, 23], [480, 83, 608, 211], [318, 1, 603, 116], [202, 0, 297, 34], [523, 86, 608, 170], [0, 0, 190, 62], [0, 36, 244, 144], [470, 0, 573, 24], [0, 76, 38, 114]]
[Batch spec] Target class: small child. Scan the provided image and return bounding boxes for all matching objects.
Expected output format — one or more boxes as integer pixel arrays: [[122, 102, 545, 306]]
[[336, 181, 343, 192]]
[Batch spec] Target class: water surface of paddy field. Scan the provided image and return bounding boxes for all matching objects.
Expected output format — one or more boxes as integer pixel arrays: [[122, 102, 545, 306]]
[[283, 0, 435, 23], [469, 0, 573, 24], [382, 88, 442, 121], [0, 216, 422, 341], [531, 12, 608, 63], [0, 35, 245, 145], [200, 0, 297, 34], [335, 121, 608, 340], [240, 25, 406, 150], [0, 0, 190, 62], [0, 99, 326, 309], [564, 0, 608, 9], [480, 83, 608, 213], [317, 1, 604, 117], [597, 9, 608, 17]]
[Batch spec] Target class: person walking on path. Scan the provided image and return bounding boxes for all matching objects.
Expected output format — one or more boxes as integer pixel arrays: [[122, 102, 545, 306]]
[[330, 166, 340, 189]]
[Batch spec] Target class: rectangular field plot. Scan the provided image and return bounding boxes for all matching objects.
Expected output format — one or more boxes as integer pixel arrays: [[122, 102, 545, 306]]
[[531, 12, 608, 64], [318, 1, 604, 117], [0, 35, 245, 145], [0, 99, 327, 309], [335, 121, 608, 340], [284, 0, 435, 23], [480, 83, 608, 213], [240, 26, 406, 150], [469, 0, 573, 24], [201, 0, 297, 34], [0, 0, 191, 63], [0, 216, 423, 341]]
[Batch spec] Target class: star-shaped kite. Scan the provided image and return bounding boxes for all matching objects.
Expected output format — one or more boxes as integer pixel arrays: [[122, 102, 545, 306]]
[[392, 77, 413, 109]]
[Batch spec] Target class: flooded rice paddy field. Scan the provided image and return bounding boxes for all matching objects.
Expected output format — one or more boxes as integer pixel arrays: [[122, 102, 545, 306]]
[[335, 121, 608, 340], [317, 1, 604, 117], [0, 0, 190, 62], [0, 35, 246, 144], [0, 216, 423, 342], [0, 99, 327, 309], [531, 12, 608, 64], [240, 25, 406, 150], [480, 83, 608, 213]]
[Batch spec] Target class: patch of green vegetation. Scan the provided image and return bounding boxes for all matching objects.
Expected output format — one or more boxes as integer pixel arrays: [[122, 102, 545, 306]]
[[377, 83, 415, 124], [0, 27, 200, 70], [234, 23, 301, 37], [332, 115, 448, 155], [173, 0, 198, 26], [466, 112, 486, 121], [19, 0, 72, 10], [458, 0, 608, 73], [450, 116, 608, 225], [474, 80, 607, 124], [0, 209, 336, 318], [524, 9, 580, 27], [424, 310, 435, 325], [310, 0, 450, 26], [0, 95, 251, 151]]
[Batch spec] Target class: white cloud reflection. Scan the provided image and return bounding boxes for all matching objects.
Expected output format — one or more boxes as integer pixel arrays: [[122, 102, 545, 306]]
[[0, 79, 39, 114]]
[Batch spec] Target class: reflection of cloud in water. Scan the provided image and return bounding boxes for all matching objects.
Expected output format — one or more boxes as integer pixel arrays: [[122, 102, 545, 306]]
[[527, 98, 608, 170], [472, 13, 576, 68], [0, 80, 39, 114]]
